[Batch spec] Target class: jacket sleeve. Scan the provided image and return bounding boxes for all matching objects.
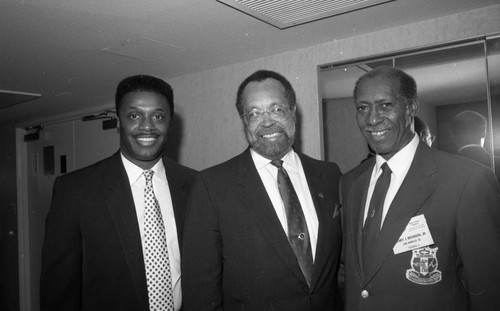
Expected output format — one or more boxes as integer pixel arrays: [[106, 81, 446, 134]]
[[456, 168, 500, 310], [181, 174, 223, 311], [40, 176, 82, 311]]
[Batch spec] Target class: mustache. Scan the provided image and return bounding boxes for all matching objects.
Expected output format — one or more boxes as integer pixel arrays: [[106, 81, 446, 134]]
[[256, 126, 286, 136]]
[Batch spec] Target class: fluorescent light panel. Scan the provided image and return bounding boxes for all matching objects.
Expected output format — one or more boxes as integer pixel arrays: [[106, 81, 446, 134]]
[[218, 0, 394, 29]]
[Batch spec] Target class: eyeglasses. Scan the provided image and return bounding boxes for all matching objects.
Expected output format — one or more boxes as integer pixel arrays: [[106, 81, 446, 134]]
[[242, 105, 291, 125]]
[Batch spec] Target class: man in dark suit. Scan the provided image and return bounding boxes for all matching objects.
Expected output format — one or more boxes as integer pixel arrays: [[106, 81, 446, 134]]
[[451, 110, 500, 183], [340, 66, 500, 310], [182, 70, 342, 311], [451, 110, 491, 166], [414, 116, 434, 147], [40, 75, 197, 311]]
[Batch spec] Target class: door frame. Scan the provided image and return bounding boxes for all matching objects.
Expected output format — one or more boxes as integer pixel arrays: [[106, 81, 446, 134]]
[[16, 127, 31, 311]]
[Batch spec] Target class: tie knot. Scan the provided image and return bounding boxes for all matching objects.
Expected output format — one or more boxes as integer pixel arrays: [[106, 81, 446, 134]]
[[144, 170, 154, 183], [270, 160, 284, 168], [381, 162, 392, 175]]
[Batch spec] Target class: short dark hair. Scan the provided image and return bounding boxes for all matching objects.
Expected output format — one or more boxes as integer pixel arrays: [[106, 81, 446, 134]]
[[235, 70, 296, 115], [452, 110, 487, 141], [115, 75, 174, 117], [353, 66, 417, 107], [414, 116, 430, 134]]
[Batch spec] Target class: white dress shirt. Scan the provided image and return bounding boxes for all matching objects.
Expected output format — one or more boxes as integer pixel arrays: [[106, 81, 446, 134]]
[[250, 149, 319, 261], [121, 155, 182, 311], [363, 134, 419, 228]]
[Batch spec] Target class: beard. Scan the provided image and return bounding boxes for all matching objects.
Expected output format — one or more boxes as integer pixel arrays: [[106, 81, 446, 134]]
[[245, 124, 295, 160]]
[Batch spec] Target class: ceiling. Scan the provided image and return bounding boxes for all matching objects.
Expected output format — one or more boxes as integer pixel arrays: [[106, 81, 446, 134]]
[[1, 0, 499, 125]]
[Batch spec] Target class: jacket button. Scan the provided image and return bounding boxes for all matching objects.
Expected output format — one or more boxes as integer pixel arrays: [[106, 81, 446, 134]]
[[361, 290, 369, 298]]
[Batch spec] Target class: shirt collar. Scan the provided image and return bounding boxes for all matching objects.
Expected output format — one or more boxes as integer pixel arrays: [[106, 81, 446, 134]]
[[375, 134, 419, 179], [120, 153, 165, 185], [250, 148, 298, 171]]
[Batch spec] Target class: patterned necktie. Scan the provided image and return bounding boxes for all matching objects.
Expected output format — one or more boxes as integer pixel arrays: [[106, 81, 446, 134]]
[[271, 160, 313, 286], [362, 162, 392, 274], [143, 170, 174, 311]]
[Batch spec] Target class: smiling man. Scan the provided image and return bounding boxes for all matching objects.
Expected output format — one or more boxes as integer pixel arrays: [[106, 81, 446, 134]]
[[182, 70, 343, 311], [340, 66, 500, 311], [40, 75, 197, 311]]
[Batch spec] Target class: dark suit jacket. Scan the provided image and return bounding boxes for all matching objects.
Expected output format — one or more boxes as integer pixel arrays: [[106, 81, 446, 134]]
[[40, 152, 197, 311], [458, 145, 500, 185], [340, 142, 500, 311], [182, 149, 342, 311], [458, 145, 492, 168]]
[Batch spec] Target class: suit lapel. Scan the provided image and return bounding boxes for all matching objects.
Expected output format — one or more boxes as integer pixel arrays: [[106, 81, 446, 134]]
[[299, 154, 337, 290], [363, 144, 437, 283], [349, 161, 373, 280], [235, 149, 309, 288], [103, 153, 149, 308], [163, 156, 190, 248]]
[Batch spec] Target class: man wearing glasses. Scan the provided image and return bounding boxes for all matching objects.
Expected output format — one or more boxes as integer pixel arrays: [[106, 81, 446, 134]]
[[182, 70, 343, 311]]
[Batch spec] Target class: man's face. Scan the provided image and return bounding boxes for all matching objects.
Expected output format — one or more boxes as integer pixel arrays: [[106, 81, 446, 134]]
[[420, 130, 434, 147], [241, 78, 296, 160], [118, 91, 171, 169], [355, 76, 417, 160]]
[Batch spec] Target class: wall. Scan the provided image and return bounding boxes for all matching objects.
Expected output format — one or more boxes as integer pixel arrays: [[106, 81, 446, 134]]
[[169, 4, 500, 170], [323, 97, 368, 173]]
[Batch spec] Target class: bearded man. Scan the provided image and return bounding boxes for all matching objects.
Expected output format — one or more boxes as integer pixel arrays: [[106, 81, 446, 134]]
[[182, 70, 343, 311]]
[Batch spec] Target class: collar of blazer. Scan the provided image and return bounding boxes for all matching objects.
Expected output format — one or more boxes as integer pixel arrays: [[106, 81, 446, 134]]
[[101, 152, 150, 308], [234, 148, 339, 290], [350, 143, 438, 283], [102, 151, 194, 306]]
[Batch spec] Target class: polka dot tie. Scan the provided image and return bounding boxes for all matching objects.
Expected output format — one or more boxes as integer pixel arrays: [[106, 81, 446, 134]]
[[143, 170, 174, 311]]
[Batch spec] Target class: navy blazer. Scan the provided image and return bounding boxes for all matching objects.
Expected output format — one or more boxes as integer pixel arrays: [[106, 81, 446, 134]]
[[40, 152, 197, 311], [340, 142, 500, 311], [182, 148, 342, 311]]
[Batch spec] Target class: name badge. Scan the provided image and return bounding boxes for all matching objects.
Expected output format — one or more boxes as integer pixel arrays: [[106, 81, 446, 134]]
[[393, 214, 434, 255]]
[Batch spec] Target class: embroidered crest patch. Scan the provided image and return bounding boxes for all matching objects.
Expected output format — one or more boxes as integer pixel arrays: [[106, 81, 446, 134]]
[[405, 246, 442, 285]]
